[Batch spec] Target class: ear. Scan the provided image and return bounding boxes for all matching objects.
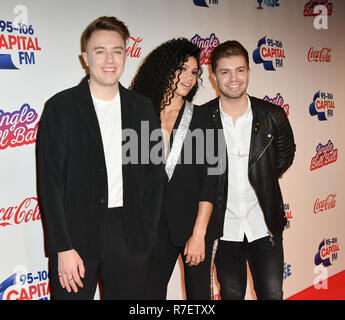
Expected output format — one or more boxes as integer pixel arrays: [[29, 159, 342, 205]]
[[81, 52, 89, 66], [212, 72, 218, 86]]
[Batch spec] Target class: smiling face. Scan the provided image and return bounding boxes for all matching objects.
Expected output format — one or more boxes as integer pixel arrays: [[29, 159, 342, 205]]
[[212, 55, 250, 102], [82, 30, 126, 95], [172, 56, 199, 99]]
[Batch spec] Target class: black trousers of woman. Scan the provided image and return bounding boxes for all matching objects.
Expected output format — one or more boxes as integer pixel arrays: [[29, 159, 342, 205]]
[[144, 220, 214, 300]]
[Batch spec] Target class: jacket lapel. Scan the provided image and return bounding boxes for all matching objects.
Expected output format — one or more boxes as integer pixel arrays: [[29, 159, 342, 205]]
[[248, 96, 261, 168], [119, 83, 134, 132], [76, 75, 105, 155], [118, 83, 135, 208]]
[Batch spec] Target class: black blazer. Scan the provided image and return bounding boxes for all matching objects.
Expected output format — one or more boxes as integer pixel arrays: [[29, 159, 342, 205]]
[[37, 75, 166, 257], [163, 103, 224, 247]]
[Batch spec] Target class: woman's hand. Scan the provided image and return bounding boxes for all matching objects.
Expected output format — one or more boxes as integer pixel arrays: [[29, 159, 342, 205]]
[[184, 233, 205, 267]]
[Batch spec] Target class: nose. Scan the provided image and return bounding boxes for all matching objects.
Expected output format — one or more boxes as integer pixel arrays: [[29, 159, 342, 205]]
[[226, 70, 238, 83], [105, 51, 115, 64], [185, 70, 197, 83]]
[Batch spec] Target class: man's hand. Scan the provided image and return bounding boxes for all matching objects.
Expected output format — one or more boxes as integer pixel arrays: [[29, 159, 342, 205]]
[[57, 249, 85, 293]]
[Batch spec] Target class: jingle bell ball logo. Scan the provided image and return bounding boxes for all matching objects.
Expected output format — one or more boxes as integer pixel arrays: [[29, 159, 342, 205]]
[[310, 140, 338, 171], [263, 93, 289, 116], [309, 90, 335, 121], [253, 36, 286, 71], [0, 18, 41, 69], [303, 0, 333, 17], [0, 103, 38, 150], [191, 33, 220, 65], [314, 237, 339, 267]]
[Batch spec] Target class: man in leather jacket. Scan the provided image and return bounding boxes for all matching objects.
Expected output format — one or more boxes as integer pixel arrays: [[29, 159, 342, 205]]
[[202, 40, 295, 300]]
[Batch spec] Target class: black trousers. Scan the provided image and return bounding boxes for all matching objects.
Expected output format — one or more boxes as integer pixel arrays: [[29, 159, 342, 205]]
[[215, 235, 284, 300], [144, 220, 214, 300], [49, 208, 152, 300]]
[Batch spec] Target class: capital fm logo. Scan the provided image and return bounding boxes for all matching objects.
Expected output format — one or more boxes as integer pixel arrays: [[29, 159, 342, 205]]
[[191, 33, 220, 65], [314, 237, 339, 268], [314, 193, 336, 214], [256, 0, 280, 10], [253, 36, 286, 71], [0, 267, 49, 300], [284, 203, 293, 230], [263, 93, 289, 116], [0, 197, 40, 227], [193, 0, 219, 8], [0, 103, 38, 150], [0, 6, 42, 69], [126, 36, 143, 59], [309, 90, 335, 121], [310, 140, 338, 171], [283, 262, 292, 280]]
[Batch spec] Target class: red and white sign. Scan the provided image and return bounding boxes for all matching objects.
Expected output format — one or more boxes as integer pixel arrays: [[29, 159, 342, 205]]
[[308, 47, 331, 63], [314, 194, 336, 214], [0, 197, 40, 227]]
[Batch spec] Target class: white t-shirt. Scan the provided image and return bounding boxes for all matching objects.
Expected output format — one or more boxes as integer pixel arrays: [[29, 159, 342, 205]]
[[92, 92, 123, 208]]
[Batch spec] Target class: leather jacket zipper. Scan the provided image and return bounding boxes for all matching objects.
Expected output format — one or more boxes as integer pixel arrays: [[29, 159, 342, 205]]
[[250, 134, 274, 168]]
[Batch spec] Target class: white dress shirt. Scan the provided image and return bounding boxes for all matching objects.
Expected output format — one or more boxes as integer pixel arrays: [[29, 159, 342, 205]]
[[220, 96, 269, 242], [92, 92, 123, 208]]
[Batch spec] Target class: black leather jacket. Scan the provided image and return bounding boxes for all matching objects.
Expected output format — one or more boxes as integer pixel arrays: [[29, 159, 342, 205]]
[[202, 96, 296, 237]]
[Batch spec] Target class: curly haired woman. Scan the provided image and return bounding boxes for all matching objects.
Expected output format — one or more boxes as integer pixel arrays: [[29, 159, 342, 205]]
[[130, 38, 224, 300]]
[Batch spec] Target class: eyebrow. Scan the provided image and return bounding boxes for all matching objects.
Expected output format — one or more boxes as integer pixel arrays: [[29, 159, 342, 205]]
[[93, 46, 125, 51], [218, 66, 246, 71]]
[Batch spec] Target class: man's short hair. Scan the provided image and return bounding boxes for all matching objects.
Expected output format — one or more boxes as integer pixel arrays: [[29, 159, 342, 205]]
[[211, 40, 249, 73], [83, 16, 130, 50]]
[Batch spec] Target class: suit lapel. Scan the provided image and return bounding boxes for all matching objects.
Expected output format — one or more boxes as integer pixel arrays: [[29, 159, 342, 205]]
[[248, 96, 262, 168], [119, 83, 134, 132], [119, 83, 135, 209], [76, 76, 105, 155]]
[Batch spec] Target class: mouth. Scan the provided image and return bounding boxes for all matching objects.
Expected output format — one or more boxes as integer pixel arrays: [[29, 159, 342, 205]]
[[181, 82, 193, 88], [228, 84, 241, 89], [102, 67, 116, 73]]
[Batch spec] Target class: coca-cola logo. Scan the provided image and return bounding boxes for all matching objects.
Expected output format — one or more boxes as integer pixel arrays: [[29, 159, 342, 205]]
[[314, 194, 336, 214], [0, 104, 38, 150], [308, 47, 331, 62], [0, 197, 40, 227], [126, 36, 143, 58]]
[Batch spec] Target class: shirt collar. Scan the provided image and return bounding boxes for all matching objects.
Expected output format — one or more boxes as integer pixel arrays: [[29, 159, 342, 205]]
[[219, 95, 252, 120]]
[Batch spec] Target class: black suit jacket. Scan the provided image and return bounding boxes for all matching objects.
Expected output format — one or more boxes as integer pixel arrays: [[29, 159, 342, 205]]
[[37, 75, 166, 257], [163, 103, 224, 246]]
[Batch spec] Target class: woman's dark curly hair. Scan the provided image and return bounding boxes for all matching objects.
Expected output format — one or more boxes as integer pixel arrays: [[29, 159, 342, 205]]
[[130, 37, 202, 116]]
